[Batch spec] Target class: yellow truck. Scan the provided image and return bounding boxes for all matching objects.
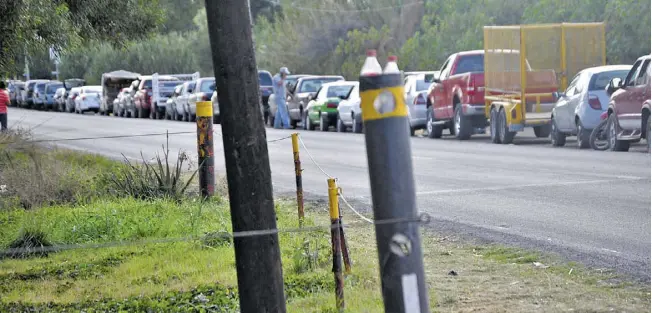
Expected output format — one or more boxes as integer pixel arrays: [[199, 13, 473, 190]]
[[483, 23, 606, 144]]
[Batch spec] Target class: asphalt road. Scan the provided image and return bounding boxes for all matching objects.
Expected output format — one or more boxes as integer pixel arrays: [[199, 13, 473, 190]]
[[7, 108, 651, 281]]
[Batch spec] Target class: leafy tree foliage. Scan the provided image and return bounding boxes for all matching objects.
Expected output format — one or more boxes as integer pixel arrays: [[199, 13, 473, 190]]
[[0, 0, 164, 75]]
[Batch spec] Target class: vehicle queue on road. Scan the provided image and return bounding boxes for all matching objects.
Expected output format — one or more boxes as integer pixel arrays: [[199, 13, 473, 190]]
[[4, 22, 651, 153]]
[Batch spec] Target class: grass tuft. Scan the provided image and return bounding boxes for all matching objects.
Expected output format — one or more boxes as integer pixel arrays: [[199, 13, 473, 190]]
[[4, 229, 53, 259]]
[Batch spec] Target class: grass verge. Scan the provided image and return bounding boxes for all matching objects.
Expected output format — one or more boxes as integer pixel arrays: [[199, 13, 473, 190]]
[[0, 131, 648, 312]]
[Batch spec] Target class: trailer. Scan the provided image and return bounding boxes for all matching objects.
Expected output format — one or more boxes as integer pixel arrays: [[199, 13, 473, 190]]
[[484, 22, 606, 144], [100, 70, 140, 115]]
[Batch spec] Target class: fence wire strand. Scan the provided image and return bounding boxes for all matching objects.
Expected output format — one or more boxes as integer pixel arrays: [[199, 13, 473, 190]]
[[0, 213, 430, 257], [298, 135, 333, 178]]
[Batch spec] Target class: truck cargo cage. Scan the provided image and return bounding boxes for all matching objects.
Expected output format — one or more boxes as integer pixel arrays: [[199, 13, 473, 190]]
[[483, 22, 606, 142]]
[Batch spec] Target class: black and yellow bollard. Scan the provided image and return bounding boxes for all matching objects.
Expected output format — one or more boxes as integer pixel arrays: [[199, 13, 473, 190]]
[[196, 101, 215, 199], [291, 133, 305, 226], [359, 72, 430, 312], [328, 178, 345, 312]]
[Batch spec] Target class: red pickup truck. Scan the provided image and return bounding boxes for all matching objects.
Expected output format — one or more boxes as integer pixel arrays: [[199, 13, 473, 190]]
[[426, 50, 487, 140]]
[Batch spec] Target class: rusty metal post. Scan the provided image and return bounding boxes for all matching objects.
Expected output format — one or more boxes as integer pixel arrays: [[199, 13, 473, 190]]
[[328, 178, 344, 312], [196, 101, 215, 198], [291, 133, 305, 226], [337, 187, 352, 274]]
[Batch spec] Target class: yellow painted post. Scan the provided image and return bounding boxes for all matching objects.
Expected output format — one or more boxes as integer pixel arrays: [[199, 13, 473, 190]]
[[328, 178, 344, 312], [291, 133, 304, 226], [196, 101, 215, 198]]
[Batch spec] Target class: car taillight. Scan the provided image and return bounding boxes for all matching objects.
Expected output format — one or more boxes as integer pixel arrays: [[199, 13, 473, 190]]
[[72, 95, 77, 100], [588, 95, 602, 110], [414, 94, 427, 105], [202, 94, 209, 101], [326, 101, 338, 108], [467, 76, 476, 96]]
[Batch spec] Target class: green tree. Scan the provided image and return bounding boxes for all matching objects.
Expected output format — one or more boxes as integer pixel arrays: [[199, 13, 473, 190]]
[[0, 0, 164, 74]]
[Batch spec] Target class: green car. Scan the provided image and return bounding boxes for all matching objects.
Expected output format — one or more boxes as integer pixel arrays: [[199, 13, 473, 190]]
[[303, 81, 358, 131]]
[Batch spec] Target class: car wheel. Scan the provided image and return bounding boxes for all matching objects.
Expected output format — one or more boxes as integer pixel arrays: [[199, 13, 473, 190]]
[[426, 107, 442, 139], [268, 115, 275, 127], [608, 114, 630, 152], [336, 117, 347, 133], [498, 108, 515, 144], [319, 113, 329, 132], [550, 116, 566, 147], [490, 107, 501, 144], [576, 121, 590, 149], [533, 124, 551, 138], [453, 105, 471, 140], [647, 117, 651, 153], [352, 115, 363, 134]]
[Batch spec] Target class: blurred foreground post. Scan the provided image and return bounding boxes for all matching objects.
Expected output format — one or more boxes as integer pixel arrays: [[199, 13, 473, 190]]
[[196, 101, 215, 198], [359, 52, 430, 312], [327, 178, 345, 311], [291, 133, 305, 226], [204, 1, 287, 312]]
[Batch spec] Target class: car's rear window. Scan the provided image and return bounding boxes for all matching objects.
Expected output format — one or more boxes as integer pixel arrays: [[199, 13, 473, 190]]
[[299, 78, 342, 93], [161, 81, 182, 88], [416, 80, 431, 91], [200, 80, 216, 93], [326, 85, 355, 99], [46, 84, 63, 93], [589, 70, 630, 91], [36, 84, 47, 92], [259, 72, 273, 86], [455, 55, 484, 74]]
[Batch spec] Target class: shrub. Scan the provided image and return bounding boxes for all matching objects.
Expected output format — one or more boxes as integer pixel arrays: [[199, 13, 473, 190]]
[[3, 229, 53, 259], [102, 141, 197, 202]]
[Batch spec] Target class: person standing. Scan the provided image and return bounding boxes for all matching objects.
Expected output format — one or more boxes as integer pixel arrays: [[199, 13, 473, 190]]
[[273, 67, 291, 129], [0, 81, 9, 132]]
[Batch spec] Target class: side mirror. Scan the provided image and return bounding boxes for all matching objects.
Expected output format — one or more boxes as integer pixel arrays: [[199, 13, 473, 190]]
[[552, 92, 565, 100], [606, 77, 622, 96]]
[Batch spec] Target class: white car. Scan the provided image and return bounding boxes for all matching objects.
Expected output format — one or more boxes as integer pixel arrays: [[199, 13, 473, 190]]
[[335, 83, 362, 133], [75, 86, 103, 114], [174, 81, 195, 121], [65, 87, 83, 113]]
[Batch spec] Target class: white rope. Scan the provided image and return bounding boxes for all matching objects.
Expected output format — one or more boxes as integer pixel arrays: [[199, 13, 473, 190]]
[[298, 135, 332, 178], [339, 191, 374, 224]]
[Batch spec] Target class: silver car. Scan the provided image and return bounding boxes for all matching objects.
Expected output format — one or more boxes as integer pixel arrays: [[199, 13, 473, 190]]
[[334, 82, 363, 133], [551, 65, 631, 148], [404, 73, 436, 136], [174, 81, 195, 121], [65, 87, 82, 113]]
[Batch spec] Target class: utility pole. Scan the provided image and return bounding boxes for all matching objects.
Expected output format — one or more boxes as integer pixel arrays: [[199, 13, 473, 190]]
[[203, 1, 287, 312]]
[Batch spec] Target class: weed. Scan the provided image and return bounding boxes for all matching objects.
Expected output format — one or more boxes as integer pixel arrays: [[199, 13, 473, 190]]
[[102, 139, 197, 202], [3, 229, 53, 259]]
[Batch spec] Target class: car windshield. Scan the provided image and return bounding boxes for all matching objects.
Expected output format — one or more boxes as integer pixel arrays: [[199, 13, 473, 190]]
[[416, 80, 431, 91], [36, 84, 47, 92], [84, 87, 102, 94], [161, 81, 182, 88], [589, 70, 630, 91], [259, 72, 273, 86], [299, 78, 341, 93], [326, 85, 355, 99], [46, 84, 63, 93], [200, 80, 216, 93]]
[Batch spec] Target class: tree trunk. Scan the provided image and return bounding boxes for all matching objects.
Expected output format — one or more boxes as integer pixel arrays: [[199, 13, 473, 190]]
[[203, 1, 287, 312]]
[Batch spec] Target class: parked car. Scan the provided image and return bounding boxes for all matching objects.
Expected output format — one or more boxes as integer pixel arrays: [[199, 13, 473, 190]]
[[605, 54, 651, 152], [259, 70, 274, 124], [304, 81, 358, 132], [173, 81, 195, 121], [211, 90, 220, 122], [100, 70, 140, 116], [187, 77, 218, 123], [269, 75, 345, 128], [550, 65, 631, 148], [114, 88, 131, 117], [42, 81, 63, 110], [405, 72, 438, 136], [75, 86, 103, 114], [425, 50, 488, 139], [336, 83, 363, 133], [132, 75, 181, 118], [54, 87, 67, 111], [8, 81, 24, 106], [65, 87, 83, 113], [32, 81, 51, 109], [22, 79, 50, 108], [56, 78, 85, 112]]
